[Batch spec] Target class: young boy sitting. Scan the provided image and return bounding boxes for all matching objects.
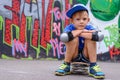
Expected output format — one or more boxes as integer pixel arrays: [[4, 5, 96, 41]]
[[55, 4, 105, 79]]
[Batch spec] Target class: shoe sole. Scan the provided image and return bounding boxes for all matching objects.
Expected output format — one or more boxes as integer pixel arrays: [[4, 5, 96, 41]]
[[89, 73, 105, 79]]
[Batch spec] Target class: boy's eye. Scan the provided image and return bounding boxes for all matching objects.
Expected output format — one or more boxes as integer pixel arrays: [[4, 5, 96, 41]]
[[76, 18, 80, 20], [83, 18, 87, 20]]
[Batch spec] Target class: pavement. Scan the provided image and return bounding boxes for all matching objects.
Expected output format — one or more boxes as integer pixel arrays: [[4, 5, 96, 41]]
[[0, 59, 120, 80]]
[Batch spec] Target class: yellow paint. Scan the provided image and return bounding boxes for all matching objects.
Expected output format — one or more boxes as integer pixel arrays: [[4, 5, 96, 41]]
[[107, 0, 112, 2], [109, 0, 112, 2], [32, 0, 36, 3]]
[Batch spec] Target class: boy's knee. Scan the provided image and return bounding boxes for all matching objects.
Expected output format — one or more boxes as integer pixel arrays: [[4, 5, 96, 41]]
[[85, 39, 96, 44], [65, 37, 79, 45]]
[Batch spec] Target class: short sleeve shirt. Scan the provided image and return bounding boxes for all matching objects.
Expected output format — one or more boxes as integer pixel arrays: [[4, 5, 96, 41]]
[[63, 24, 95, 50]]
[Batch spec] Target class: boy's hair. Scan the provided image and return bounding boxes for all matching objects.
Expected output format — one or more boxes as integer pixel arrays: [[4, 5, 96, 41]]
[[66, 4, 88, 18]]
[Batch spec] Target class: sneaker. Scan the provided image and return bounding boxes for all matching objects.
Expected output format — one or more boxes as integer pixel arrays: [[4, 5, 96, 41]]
[[89, 65, 105, 79], [55, 62, 71, 76]]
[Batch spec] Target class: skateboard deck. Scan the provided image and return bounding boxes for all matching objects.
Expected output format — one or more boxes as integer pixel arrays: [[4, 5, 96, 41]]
[[71, 62, 89, 75]]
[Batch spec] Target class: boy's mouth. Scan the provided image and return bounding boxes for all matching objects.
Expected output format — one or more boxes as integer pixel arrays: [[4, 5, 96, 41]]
[[79, 25, 84, 27]]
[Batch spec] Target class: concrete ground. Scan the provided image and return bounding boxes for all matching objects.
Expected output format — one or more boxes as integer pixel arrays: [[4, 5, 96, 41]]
[[0, 59, 120, 80]]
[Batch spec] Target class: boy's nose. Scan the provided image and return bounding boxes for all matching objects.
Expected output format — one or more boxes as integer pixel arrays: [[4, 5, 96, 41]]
[[80, 20, 84, 23]]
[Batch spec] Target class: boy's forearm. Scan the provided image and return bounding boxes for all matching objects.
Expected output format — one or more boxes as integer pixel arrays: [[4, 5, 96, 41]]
[[80, 32, 92, 40], [71, 30, 93, 40], [60, 30, 104, 42], [79, 29, 95, 40], [71, 30, 83, 37], [80, 30, 104, 41], [60, 30, 83, 42]]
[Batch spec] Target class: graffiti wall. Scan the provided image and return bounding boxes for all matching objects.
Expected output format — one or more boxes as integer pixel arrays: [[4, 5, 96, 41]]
[[0, 0, 120, 61]]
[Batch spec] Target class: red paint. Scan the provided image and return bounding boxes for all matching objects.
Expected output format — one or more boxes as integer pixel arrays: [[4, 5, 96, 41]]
[[5, 19, 12, 44], [45, 0, 53, 42], [109, 46, 120, 59], [20, 13, 26, 44], [25, 0, 31, 3], [32, 19, 39, 47]]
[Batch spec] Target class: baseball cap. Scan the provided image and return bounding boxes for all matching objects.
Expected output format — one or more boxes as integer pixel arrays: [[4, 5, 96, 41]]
[[66, 4, 88, 18]]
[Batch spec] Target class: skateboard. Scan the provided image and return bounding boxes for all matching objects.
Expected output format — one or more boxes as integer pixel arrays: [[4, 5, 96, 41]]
[[71, 62, 89, 75]]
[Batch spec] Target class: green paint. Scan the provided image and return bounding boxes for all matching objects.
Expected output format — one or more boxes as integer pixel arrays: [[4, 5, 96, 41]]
[[2, 54, 14, 59], [118, 15, 120, 47], [26, 17, 32, 30], [39, 57, 58, 60], [21, 57, 33, 60], [2, 54, 33, 60], [46, 44, 52, 56], [76, 0, 88, 5], [11, 25, 20, 40], [30, 45, 40, 59], [118, 15, 120, 29], [90, 0, 120, 21], [36, 32, 41, 59], [69, 0, 73, 4], [0, 16, 3, 30], [104, 24, 120, 48], [26, 16, 41, 59]]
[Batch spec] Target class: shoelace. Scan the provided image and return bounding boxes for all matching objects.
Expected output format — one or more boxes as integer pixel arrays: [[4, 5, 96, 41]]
[[92, 65, 101, 72], [59, 64, 67, 69]]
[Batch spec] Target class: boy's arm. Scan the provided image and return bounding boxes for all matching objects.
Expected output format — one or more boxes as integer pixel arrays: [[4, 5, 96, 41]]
[[71, 30, 83, 37], [79, 29, 95, 39], [60, 30, 83, 42], [60, 29, 104, 42], [80, 30, 104, 41], [71, 29, 95, 39]]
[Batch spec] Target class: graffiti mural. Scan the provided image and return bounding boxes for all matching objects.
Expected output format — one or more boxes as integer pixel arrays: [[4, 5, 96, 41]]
[[0, 0, 120, 62], [0, 0, 69, 60]]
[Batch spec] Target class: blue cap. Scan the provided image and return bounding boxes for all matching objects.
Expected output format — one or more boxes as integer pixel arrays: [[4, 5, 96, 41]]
[[66, 4, 88, 18]]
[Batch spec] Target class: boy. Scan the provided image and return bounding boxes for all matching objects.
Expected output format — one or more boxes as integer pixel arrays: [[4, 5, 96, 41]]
[[55, 4, 105, 79]]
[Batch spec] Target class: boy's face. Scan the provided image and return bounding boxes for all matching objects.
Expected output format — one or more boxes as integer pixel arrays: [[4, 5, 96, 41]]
[[71, 11, 89, 30]]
